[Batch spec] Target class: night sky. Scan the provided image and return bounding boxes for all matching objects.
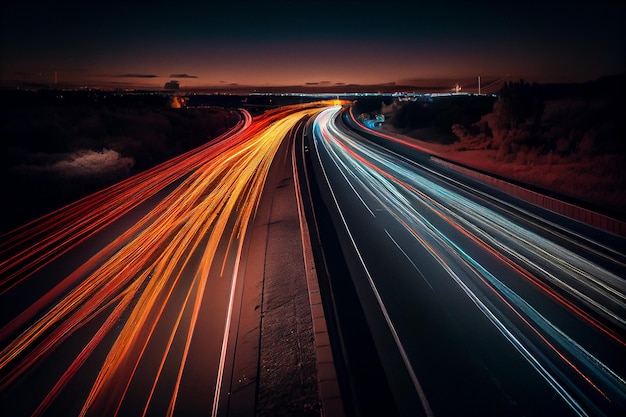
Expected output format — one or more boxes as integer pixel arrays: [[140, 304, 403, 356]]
[[1, 0, 624, 90]]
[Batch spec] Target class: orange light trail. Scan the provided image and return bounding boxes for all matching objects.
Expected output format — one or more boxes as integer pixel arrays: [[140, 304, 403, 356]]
[[0, 103, 331, 416]]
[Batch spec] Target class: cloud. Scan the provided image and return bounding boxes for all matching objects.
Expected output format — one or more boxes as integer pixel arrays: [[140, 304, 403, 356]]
[[114, 73, 159, 78], [305, 81, 332, 86], [170, 73, 198, 78], [15, 149, 134, 179]]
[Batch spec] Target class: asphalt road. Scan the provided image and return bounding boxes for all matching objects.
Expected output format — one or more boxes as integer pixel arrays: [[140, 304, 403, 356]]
[[306, 106, 626, 417], [2, 101, 624, 417], [0, 105, 328, 417]]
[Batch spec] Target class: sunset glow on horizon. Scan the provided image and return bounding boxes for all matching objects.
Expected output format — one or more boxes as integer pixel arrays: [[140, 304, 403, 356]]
[[1, 1, 624, 90]]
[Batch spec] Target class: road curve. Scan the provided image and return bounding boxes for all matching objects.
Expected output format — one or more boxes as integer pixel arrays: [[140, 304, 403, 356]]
[[308, 106, 626, 417], [0, 104, 330, 417]]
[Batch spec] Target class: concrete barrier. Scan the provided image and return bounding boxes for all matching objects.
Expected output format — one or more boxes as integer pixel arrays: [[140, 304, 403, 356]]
[[431, 157, 626, 237]]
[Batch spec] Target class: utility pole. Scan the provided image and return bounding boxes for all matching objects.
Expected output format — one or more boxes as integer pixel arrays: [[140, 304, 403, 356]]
[[478, 75, 481, 95]]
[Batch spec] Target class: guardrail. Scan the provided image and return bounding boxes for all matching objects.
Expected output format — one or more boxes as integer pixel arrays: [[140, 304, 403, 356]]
[[431, 157, 626, 237]]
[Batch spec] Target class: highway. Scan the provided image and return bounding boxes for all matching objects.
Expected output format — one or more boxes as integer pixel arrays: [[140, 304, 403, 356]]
[[0, 103, 329, 417], [1, 101, 624, 417], [305, 106, 626, 417]]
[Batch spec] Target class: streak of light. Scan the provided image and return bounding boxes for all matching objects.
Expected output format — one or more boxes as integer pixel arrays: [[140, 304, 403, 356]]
[[349, 106, 626, 263], [0, 103, 331, 416], [313, 106, 626, 416], [0, 112, 253, 293]]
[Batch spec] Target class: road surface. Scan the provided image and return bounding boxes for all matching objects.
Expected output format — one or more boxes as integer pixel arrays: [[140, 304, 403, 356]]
[[2, 101, 624, 417], [306, 106, 626, 417], [0, 104, 330, 417]]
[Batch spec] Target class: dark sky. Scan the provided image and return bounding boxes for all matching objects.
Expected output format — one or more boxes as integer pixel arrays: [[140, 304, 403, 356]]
[[1, 0, 624, 89]]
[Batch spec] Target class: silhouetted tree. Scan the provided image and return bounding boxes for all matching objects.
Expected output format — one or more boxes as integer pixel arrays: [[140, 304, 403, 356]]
[[492, 80, 544, 138]]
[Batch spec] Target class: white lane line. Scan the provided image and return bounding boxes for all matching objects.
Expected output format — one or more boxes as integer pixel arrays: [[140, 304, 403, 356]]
[[313, 109, 434, 417], [384, 229, 434, 292], [212, 235, 246, 417]]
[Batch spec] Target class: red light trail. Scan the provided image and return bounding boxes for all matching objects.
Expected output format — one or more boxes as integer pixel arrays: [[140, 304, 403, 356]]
[[0, 103, 331, 416]]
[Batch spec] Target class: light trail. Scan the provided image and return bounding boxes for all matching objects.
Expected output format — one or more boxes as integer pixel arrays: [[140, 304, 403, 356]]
[[312, 106, 626, 416], [0, 103, 330, 416], [0, 112, 253, 294]]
